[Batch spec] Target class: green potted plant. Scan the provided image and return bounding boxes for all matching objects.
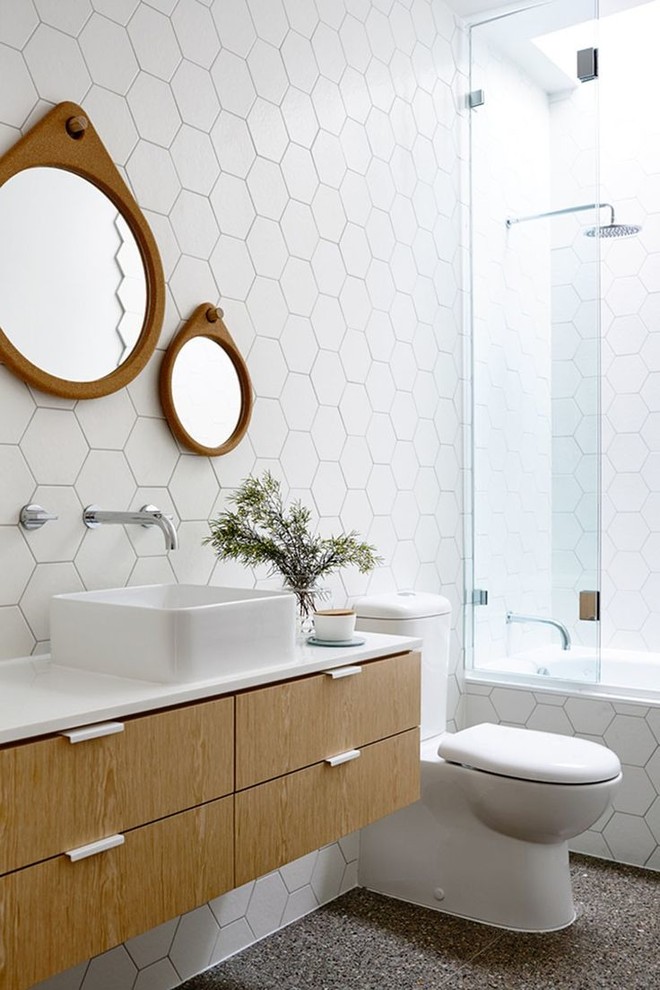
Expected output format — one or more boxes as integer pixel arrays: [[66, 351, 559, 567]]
[[204, 472, 381, 625]]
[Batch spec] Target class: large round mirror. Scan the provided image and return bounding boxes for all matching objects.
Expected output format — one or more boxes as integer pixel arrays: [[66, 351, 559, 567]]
[[0, 167, 147, 381], [0, 102, 164, 399], [160, 305, 253, 456]]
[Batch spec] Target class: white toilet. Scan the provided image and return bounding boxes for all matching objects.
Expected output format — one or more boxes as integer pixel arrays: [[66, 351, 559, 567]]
[[355, 593, 622, 932]]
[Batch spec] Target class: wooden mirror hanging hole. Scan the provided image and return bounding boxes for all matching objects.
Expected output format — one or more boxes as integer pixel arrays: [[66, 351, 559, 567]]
[[65, 115, 88, 139]]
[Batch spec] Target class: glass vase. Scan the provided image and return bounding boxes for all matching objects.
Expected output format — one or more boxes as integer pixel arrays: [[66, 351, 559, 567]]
[[285, 584, 331, 639]]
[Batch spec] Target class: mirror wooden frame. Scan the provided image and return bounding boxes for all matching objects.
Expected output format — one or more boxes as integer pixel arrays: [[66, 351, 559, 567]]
[[0, 101, 165, 399], [160, 304, 254, 457]]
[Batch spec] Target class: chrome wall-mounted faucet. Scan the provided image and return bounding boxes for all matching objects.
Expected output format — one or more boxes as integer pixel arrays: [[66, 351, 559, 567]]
[[83, 504, 178, 551], [506, 611, 571, 651]]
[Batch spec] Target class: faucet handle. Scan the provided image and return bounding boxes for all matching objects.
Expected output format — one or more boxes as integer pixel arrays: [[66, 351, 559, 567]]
[[20, 504, 59, 530], [139, 504, 178, 551], [139, 503, 171, 526]]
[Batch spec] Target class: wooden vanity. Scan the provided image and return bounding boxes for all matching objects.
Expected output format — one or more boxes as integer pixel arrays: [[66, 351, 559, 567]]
[[0, 649, 420, 990]]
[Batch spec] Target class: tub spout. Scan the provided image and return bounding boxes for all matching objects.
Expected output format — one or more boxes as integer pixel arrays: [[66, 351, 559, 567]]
[[506, 612, 571, 651]]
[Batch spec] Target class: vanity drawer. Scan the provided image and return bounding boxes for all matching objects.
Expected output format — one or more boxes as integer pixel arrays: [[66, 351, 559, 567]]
[[235, 651, 420, 789], [0, 696, 234, 875], [235, 727, 420, 886], [0, 795, 234, 990]]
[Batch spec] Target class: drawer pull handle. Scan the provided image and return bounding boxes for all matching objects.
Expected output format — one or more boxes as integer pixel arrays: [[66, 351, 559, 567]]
[[66, 833, 125, 862], [324, 665, 363, 679], [61, 721, 125, 744], [325, 749, 361, 767]]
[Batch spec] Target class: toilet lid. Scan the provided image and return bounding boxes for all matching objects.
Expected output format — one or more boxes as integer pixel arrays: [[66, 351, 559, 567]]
[[437, 723, 621, 784]]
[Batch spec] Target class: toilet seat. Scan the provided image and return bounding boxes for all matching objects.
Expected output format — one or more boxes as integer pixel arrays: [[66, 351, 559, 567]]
[[438, 723, 621, 784]]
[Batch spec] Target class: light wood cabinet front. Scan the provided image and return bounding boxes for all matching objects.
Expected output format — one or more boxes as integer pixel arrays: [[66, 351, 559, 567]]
[[0, 796, 234, 990], [236, 652, 421, 789], [0, 649, 421, 990], [235, 728, 420, 886], [0, 696, 234, 875]]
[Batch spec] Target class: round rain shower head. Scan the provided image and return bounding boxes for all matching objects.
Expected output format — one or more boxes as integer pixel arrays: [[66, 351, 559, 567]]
[[506, 204, 641, 240], [584, 222, 642, 238]]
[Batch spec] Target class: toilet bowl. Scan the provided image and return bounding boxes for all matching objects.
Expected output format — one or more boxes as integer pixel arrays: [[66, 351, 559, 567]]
[[439, 723, 621, 843], [360, 728, 621, 932], [355, 593, 622, 932]]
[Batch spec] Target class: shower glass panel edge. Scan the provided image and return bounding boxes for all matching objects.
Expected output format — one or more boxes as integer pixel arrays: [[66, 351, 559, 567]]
[[465, 0, 602, 690]]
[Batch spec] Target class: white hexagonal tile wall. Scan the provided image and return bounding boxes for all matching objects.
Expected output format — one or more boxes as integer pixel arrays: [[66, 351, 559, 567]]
[[24, 25, 91, 101], [311, 406, 345, 461], [170, 190, 219, 258], [168, 906, 218, 981], [311, 241, 346, 295], [0, 529, 34, 606], [22, 410, 88, 486], [247, 98, 288, 162], [0, 0, 38, 49], [171, 0, 219, 70], [246, 873, 288, 939], [279, 432, 319, 489], [248, 40, 288, 104], [0, 605, 35, 661], [82, 85, 139, 164], [128, 3, 181, 80], [169, 521, 215, 584], [80, 14, 138, 93], [21, 562, 84, 641], [603, 813, 656, 866], [605, 716, 657, 767], [127, 140, 181, 212], [210, 235, 255, 302], [612, 767, 656, 817], [24, 487, 84, 565], [172, 60, 220, 131], [75, 525, 137, 590], [124, 419, 179, 487], [245, 277, 288, 338]]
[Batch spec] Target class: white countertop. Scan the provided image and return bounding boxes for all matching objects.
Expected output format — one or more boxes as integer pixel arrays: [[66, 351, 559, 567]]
[[0, 632, 421, 745]]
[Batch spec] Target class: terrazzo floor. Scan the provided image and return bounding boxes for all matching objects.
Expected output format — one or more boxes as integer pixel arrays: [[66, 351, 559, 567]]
[[179, 855, 660, 990]]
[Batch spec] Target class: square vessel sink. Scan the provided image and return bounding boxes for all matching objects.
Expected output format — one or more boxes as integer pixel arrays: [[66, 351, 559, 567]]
[[50, 584, 297, 683]]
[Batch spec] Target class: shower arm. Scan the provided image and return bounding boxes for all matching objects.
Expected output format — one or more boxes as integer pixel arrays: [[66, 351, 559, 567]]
[[506, 202, 615, 229]]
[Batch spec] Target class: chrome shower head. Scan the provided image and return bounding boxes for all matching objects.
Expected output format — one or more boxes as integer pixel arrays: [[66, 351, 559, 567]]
[[584, 221, 642, 238], [506, 202, 641, 239]]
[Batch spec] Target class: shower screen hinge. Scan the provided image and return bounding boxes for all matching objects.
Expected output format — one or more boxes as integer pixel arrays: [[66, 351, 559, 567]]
[[577, 48, 598, 82], [472, 588, 488, 606], [579, 590, 600, 622], [467, 89, 485, 109]]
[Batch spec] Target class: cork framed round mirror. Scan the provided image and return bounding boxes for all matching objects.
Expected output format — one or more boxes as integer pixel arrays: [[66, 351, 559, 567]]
[[160, 304, 254, 456], [0, 101, 164, 399]]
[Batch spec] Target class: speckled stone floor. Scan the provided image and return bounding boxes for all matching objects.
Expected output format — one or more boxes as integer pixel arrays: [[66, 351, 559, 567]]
[[179, 855, 660, 990]]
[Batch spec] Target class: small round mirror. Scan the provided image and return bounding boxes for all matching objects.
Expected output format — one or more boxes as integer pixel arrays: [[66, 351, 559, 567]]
[[171, 338, 243, 449], [160, 305, 253, 456], [0, 167, 147, 382]]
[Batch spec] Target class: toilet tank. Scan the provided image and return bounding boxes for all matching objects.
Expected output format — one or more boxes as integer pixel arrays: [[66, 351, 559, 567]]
[[354, 592, 452, 739]]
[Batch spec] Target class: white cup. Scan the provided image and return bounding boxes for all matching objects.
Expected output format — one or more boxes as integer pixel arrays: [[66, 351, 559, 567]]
[[313, 609, 357, 642]]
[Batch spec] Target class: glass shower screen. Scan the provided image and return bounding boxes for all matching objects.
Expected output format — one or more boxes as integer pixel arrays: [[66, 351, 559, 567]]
[[466, 0, 601, 686]]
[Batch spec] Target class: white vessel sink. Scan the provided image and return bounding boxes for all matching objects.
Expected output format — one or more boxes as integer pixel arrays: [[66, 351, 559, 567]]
[[50, 584, 297, 683]]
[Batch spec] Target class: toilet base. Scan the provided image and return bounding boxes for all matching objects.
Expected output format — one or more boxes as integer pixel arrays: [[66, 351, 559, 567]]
[[362, 886, 576, 933], [359, 757, 578, 932]]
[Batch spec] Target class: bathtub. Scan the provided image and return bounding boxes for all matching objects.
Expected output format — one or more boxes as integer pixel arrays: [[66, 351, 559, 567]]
[[476, 646, 660, 700]]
